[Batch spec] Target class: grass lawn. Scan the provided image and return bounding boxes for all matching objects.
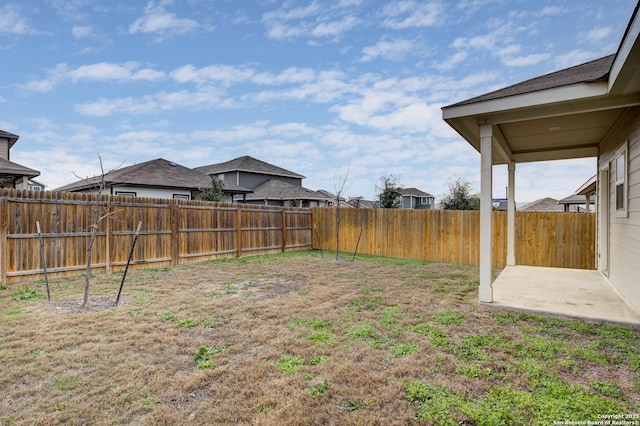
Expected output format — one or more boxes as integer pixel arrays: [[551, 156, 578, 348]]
[[1, 251, 639, 425]]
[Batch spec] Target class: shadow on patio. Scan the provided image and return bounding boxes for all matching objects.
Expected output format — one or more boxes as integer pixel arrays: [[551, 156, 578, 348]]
[[486, 266, 640, 330]]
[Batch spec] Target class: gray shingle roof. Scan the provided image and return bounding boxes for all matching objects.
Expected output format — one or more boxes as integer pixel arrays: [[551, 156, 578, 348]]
[[401, 187, 434, 197], [558, 194, 595, 205], [245, 179, 330, 201], [54, 158, 251, 193], [0, 157, 40, 178], [195, 156, 305, 179], [519, 197, 563, 212], [446, 54, 615, 108], [0, 130, 20, 149]]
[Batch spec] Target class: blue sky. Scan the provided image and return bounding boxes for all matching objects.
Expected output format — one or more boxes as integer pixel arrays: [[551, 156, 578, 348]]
[[0, 0, 637, 203]]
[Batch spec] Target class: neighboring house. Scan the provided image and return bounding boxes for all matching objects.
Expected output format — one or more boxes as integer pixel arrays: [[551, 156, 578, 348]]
[[27, 179, 46, 191], [492, 198, 508, 211], [196, 156, 333, 207], [574, 174, 597, 212], [519, 198, 564, 212], [400, 187, 435, 209], [54, 158, 252, 202], [245, 179, 332, 207], [558, 194, 596, 212], [442, 4, 640, 313], [0, 130, 40, 190], [316, 189, 342, 207], [347, 197, 378, 209]]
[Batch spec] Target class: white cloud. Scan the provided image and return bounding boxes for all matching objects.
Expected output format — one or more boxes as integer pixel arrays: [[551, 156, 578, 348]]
[[553, 49, 599, 69], [72, 25, 92, 38], [454, 32, 499, 50], [170, 64, 255, 86], [252, 67, 317, 85], [250, 70, 350, 103], [0, 4, 37, 35], [381, 1, 442, 29], [45, 0, 93, 21], [74, 87, 230, 117], [337, 0, 363, 7], [311, 15, 358, 38], [455, 0, 503, 14], [191, 124, 269, 143], [535, 5, 565, 17], [70, 62, 142, 82], [129, 1, 200, 38], [433, 50, 468, 72], [20, 62, 166, 92], [262, 1, 360, 41], [131, 68, 166, 81], [269, 122, 318, 137], [501, 53, 550, 67], [18, 64, 70, 93], [367, 102, 433, 132], [250, 140, 320, 160], [360, 38, 414, 62], [262, 2, 321, 39], [584, 27, 611, 43]]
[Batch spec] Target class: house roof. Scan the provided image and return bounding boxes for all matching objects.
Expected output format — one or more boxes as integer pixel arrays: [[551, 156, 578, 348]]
[[29, 179, 46, 186], [347, 198, 378, 208], [54, 158, 252, 193], [575, 175, 597, 196], [317, 189, 349, 202], [441, 3, 640, 165], [195, 156, 305, 179], [245, 179, 331, 202], [0, 157, 40, 180], [401, 187, 434, 197], [519, 197, 563, 212], [558, 194, 595, 205], [447, 56, 615, 108], [0, 130, 20, 149]]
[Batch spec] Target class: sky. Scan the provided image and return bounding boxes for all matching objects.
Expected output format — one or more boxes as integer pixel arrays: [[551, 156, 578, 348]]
[[0, 0, 637, 203]]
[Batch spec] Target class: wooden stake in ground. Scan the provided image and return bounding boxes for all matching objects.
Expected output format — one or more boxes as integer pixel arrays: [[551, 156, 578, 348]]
[[115, 221, 142, 307], [313, 223, 323, 258], [36, 221, 50, 301], [80, 155, 123, 307]]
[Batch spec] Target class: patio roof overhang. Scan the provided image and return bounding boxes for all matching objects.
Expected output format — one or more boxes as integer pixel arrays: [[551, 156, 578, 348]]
[[441, 3, 640, 166], [442, 88, 638, 164]]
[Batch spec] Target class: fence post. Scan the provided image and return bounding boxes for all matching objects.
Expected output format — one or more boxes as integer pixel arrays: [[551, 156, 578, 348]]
[[171, 201, 180, 266], [0, 198, 7, 284], [281, 209, 287, 253], [236, 207, 243, 258], [105, 199, 112, 274], [310, 209, 314, 249]]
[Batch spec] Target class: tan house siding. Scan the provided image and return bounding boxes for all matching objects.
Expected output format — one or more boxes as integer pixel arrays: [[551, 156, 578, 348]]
[[0, 139, 9, 161], [599, 106, 640, 312]]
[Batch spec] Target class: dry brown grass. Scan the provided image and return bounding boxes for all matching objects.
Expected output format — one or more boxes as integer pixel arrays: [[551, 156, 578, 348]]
[[1, 251, 638, 425]]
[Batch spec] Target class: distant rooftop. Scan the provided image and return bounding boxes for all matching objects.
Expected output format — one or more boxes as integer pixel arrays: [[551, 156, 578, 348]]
[[195, 156, 305, 179]]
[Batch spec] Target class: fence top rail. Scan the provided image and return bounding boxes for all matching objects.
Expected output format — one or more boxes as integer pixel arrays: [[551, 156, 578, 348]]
[[0, 189, 312, 214]]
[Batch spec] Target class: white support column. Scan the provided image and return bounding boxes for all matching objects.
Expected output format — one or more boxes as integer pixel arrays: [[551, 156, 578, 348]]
[[507, 162, 516, 266], [585, 194, 591, 212], [479, 124, 493, 303]]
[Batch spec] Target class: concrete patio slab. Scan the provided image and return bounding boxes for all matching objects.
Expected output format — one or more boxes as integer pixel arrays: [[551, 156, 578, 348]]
[[485, 265, 640, 329]]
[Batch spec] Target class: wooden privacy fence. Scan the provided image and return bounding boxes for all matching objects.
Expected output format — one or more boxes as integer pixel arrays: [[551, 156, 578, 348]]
[[311, 208, 596, 270], [0, 189, 313, 283]]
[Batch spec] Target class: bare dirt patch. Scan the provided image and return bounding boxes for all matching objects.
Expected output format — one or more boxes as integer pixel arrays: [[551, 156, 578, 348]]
[[44, 295, 133, 314], [1, 251, 638, 425]]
